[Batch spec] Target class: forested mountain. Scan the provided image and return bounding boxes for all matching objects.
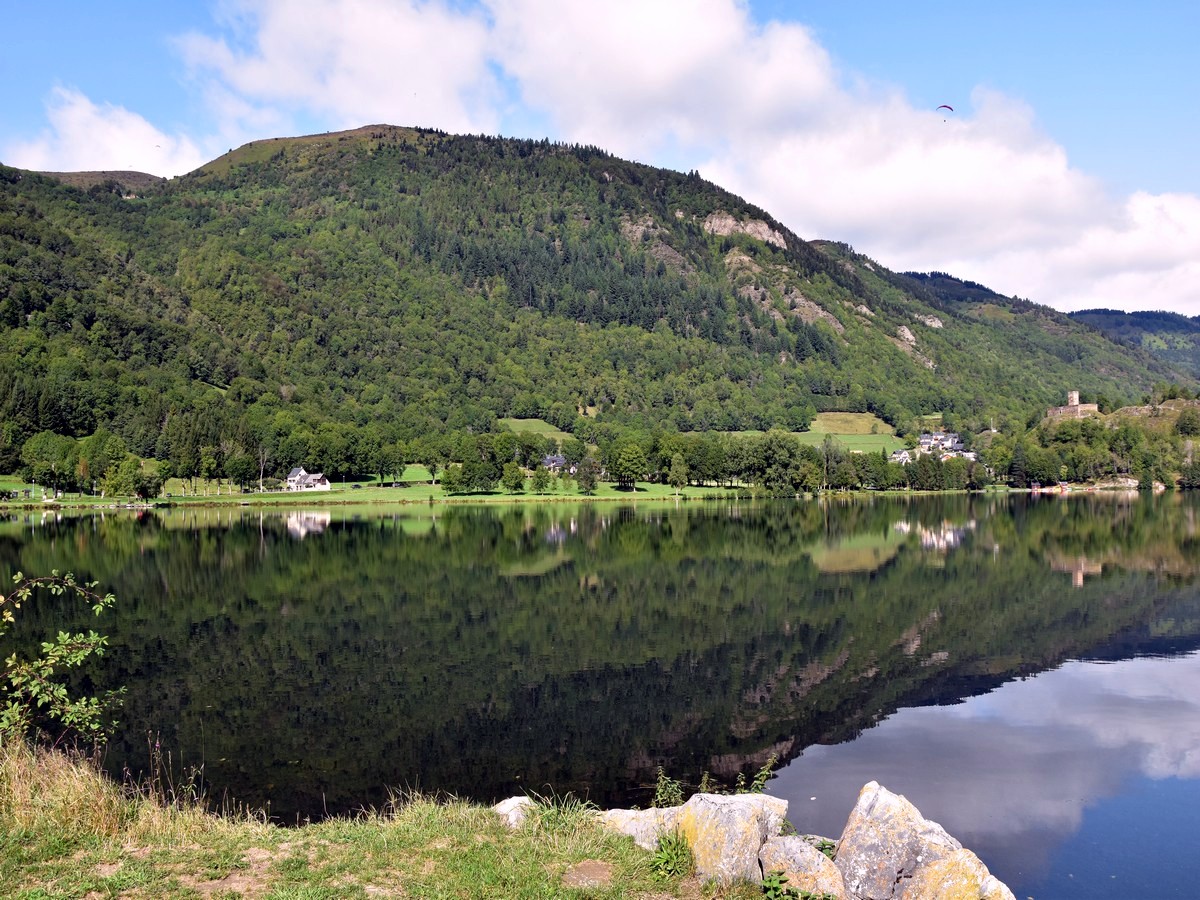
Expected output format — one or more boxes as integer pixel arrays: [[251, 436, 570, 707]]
[[1069, 308, 1200, 378], [0, 124, 1190, 472]]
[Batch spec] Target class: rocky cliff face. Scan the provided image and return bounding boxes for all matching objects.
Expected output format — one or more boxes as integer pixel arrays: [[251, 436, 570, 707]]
[[702, 210, 788, 249]]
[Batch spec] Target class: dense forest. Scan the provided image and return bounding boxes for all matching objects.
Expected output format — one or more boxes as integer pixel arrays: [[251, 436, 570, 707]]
[[1, 125, 1194, 482], [1069, 307, 1200, 378]]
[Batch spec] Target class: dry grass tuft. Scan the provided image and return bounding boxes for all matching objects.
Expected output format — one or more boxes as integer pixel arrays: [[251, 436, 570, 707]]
[[1, 739, 268, 850], [0, 740, 130, 838]]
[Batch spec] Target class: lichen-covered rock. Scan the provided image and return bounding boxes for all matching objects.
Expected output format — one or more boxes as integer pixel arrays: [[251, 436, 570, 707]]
[[600, 782, 1012, 899], [598, 806, 682, 851], [835, 781, 962, 900], [900, 848, 1015, 900], [491, 795, 535, 828], [760, 835, 846, 898], [675, 793, 789, 885]]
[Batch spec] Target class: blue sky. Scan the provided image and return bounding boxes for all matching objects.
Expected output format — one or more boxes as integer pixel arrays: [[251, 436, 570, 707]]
[[3, 1, 1199, 316]]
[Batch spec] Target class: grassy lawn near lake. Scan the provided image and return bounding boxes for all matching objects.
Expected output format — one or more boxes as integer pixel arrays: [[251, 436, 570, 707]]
[[0, 475, 31, 497], [0, 466, 736, 510], [0, 742, 761, 899]]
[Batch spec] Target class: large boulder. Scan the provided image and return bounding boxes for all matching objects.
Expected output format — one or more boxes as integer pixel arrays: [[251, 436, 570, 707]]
[[901, 849, 1015, 900], [835, 782, 1013, 900], [675, 793, 789, 885], [600, 793, 788, 886], [598, 806, 682, 851], [759, 835, 846, 898]]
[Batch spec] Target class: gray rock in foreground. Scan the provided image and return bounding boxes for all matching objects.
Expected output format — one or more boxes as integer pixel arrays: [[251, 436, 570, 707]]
[[496, 781, 1015, 898], [600, 793, 786, 883], [759, 834, 846, 897], [834, 781, 1014, 900]]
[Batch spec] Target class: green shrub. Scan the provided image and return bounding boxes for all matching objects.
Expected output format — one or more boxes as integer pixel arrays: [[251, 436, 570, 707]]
[[1, 571, 122, 744], [650, 828, 692, 881]]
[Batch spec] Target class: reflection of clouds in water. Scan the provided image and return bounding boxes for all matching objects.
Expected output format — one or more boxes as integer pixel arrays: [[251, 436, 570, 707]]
[[769, 652, 1200, 884], [954, 654, 1200, 780]]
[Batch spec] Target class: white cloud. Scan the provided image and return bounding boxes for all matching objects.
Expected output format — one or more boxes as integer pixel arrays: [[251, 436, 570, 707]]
[[2, 87, 208, 178], [8, 0, 1200, 315], [487, 0, 840, 162], [481, 1, 1200, 315], [177, 0, 502, 136], [961, 191, 1200, 311]]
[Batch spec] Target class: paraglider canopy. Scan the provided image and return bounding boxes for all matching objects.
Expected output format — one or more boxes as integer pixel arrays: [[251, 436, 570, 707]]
[[936, 104, 954, 112]]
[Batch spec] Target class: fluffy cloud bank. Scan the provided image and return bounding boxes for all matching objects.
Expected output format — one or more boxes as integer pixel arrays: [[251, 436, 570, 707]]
[[6, 0, 1199, 315], [3, 87, 208, 179]]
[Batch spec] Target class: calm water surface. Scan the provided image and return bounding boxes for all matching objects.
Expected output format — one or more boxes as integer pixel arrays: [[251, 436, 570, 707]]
[[4, 492, 1199, 898]]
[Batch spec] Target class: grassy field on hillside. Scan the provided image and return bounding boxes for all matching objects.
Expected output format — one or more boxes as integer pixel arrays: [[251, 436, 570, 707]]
[[795, 414, 905, 453], [681, 414, 906, 453], [497, 418, 575, 443], [806, 412, 894, 435], [795, 432, 904, 453]]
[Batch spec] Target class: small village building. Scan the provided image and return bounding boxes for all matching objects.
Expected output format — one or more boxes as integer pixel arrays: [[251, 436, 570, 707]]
[[286, 467, 331, 491], [540, 454, 576, 475], [899, 432, 974, 465]]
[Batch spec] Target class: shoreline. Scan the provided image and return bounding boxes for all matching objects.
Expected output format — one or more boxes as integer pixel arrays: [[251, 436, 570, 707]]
[[3, 488, 980, 514], [2, 480, 1170, 514]]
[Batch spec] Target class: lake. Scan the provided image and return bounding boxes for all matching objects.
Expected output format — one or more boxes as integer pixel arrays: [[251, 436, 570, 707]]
[[4, 492, 1199, 898]]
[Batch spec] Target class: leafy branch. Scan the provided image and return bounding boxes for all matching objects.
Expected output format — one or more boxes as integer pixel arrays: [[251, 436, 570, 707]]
[[1, 570, 122, 744]]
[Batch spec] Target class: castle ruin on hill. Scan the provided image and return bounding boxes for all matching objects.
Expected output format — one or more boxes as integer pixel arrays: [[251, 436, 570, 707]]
[[1046, 390, 1100, 420]]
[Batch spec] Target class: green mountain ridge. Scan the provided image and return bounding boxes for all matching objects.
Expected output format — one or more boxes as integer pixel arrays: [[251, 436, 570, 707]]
[[1, 124, 1191, 471], [1069, 307, 1200, 378]]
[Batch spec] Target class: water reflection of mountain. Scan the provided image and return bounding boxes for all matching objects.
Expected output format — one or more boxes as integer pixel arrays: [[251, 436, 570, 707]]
[[5, 495, 1199, 821]]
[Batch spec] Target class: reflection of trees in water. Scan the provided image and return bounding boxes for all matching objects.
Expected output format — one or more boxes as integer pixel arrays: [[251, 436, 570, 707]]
[[3, 494, 1199, 820]]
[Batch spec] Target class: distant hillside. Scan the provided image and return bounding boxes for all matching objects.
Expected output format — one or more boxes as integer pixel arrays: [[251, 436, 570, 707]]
[[35, 170, 166, 193], [1, 124, 1192, 471], [1070, 308, 1200, 378]]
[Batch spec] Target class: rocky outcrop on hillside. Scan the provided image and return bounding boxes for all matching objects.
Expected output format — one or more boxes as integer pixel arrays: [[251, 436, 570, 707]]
[[493, 781, 1014, 899], [702, 211, 788, 249]]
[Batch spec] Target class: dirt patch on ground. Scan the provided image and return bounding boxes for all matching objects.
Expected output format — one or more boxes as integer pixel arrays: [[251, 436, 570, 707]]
[[562, 859, 614, 888], [176, 846, 276, 897]]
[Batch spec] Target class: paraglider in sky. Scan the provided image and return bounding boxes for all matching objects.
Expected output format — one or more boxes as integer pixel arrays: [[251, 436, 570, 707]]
[[936, 104, 954, 112]]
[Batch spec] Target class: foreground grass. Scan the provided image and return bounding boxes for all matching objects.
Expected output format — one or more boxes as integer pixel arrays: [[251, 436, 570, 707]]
[[1, 742, 754, 899]]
